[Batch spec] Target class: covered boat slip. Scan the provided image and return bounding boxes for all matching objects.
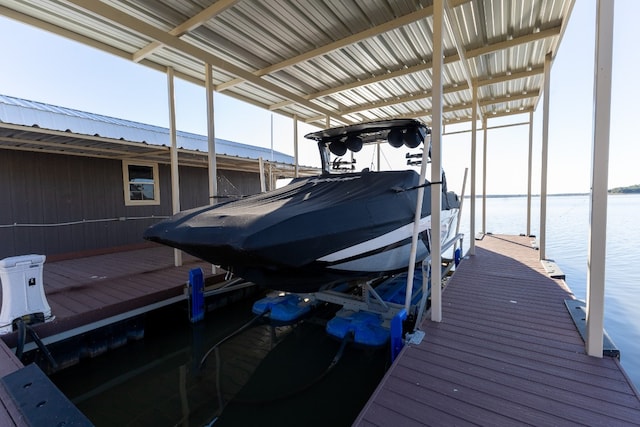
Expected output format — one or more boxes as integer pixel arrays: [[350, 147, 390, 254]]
[[0, 0, 617, 359], [355, 234, 640, 426], [0, 0, 630, 424]]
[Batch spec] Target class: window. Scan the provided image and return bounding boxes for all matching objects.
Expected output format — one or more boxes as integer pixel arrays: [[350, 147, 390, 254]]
[[122, 161, 160, 206]]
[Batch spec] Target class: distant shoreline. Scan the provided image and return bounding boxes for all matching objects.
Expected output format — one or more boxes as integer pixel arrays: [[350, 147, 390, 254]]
[[464, 192, 639, 198]]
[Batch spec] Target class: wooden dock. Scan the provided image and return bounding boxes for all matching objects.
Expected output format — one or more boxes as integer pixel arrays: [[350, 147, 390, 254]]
[[1, 237, 640, 425], [354, 234, 640, 426], [0, 244, 215, 351], [0, 244, 218, 426]]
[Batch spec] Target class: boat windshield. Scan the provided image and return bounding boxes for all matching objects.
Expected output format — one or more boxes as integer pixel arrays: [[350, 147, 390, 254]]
[[304, 119, 431, 174]]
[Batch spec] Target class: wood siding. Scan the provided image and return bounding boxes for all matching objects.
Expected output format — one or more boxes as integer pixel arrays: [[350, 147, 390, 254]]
[[0, 150, 262, 259]]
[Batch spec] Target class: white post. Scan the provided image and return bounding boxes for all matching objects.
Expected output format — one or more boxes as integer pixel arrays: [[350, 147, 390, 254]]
[[527, 111, 533, 236], [293, 115, 299, 178], [259, 157, 266, 192], [469, 84, 478, 256], [167, 67, 181, 267], [270, 114, 274, 162], [205, 64, 218, 205], [206, 64, 218, 274], [586, 0, 614, 358], [482, 116, 487, 234], [539, 53, 551, 260], [403, 135, 430, 314], [430, 0, 444, 322]]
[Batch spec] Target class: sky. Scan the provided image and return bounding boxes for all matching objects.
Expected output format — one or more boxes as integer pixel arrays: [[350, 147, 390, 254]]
[[0, 1, 638, 195]]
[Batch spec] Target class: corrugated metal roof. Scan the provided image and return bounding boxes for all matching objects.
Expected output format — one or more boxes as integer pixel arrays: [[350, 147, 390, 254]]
[[0, 0, 575, 129], [0, 94, 294, 164]]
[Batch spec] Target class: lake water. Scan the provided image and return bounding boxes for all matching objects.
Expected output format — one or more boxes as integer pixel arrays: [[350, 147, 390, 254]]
[[50, 194, 640, 425]]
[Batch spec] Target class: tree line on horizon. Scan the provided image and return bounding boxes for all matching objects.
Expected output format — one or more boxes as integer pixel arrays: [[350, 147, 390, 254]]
[[609, 184, 640, 194]]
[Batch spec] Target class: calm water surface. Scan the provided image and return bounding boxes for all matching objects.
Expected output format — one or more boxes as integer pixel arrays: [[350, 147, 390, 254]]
[[51, 299, 388, 426], [51, 194, 640, 425]]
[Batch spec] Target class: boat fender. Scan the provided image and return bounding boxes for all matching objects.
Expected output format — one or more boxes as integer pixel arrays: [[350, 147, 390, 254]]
[[390, 309, 408, 362], [454, 248, 462, 266]]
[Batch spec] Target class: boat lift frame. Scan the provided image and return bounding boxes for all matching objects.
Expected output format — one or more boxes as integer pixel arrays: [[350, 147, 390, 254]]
[[311, 232, 464, 329]]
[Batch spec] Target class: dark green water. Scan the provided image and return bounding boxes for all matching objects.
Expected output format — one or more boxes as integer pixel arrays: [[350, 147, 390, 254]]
[[49, 297, 389, 426]]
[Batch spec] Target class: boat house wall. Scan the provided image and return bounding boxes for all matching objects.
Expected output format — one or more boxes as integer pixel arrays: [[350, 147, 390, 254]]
[[0, 144, 262, 260]]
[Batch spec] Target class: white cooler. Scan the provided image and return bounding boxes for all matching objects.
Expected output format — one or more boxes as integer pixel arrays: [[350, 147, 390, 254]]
[[0, 254, 53, 334]]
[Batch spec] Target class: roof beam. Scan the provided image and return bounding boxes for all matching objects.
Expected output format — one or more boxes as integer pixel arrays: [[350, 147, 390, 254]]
[[325, 73, 541, 118], [478, 90, 540, 107], [477, 66, 544, 87], [215, 4, 442, 92], [376, 94, 538, 124], [340, 83, 469, 115], [65, 0, 351, 125], [269, 58, 461, 111], [443, 0, 476, 116], [0, 5, 209, 89], [465, 26, 562, 59], [272, 24, 560, 110], [132, 0, 240, 62]]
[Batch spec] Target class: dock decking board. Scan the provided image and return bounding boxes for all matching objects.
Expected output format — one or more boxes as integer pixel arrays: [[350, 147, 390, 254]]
[[0, 245, 213, 350], [354, 234, 640, 426]]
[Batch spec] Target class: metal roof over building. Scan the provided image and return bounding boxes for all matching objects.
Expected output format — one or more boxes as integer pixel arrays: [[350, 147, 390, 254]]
[[0, 94, 294, 162], [0, 0, 575, 129], [0, 93, 318, 176]]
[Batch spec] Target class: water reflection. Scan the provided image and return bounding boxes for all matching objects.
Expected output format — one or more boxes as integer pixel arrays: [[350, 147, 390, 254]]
[[51, 298, 388, 426]]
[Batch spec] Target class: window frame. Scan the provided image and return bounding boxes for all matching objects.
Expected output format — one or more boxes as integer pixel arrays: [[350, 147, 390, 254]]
[[122, 160, 160, 206]]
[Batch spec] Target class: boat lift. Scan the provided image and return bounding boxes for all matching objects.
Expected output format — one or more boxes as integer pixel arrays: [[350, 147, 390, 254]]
[[317, 233, 462, 347], [250, 232, 464, 360]]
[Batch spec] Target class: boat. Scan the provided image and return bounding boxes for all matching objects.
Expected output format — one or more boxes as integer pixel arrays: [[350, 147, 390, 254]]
[[143, 119, 460, 293]]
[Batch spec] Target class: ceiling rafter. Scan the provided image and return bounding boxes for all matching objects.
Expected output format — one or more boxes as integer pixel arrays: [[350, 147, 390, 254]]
[[264, 22, 561, 113], [0, 5, 213, 90], [477, 66, 544, 87], [215, 3, 449, 92], [478, 90, 540, 107], [465, 25, 562, 58], [443, 0, 477, 117], [340, 83, 469, 116], [215, 0, 472, 93], [65, 0, 352, 125], [401, 105, 535, 126], [271, 63, 545, 116], [132, 0, 240, 62]]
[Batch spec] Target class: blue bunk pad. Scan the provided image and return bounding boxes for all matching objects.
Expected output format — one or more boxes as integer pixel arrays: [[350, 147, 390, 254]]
[[252, 293, 312, 322], [374, 272, 427, 306], [326, 311, 389, 347]]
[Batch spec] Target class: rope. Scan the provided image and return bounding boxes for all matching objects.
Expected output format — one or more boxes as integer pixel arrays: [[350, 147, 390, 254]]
[[199, 310, 270, 369], [392, 180, 442, 192], [228, 331, 353, 405]]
